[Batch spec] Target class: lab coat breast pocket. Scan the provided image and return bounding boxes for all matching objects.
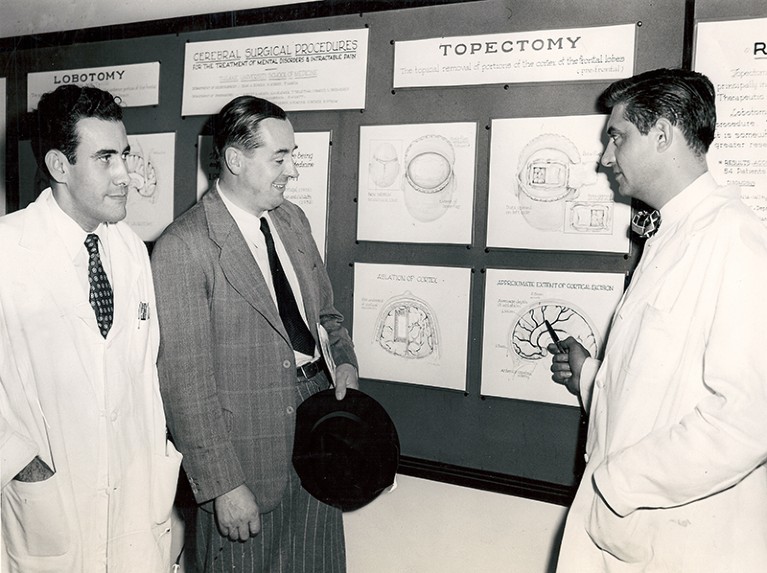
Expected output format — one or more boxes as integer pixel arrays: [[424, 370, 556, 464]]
[[622, 303, 683, 383]]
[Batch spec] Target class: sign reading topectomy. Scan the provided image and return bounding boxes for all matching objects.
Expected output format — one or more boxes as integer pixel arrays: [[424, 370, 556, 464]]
[[393, 24, 636, 88], [181, 29, 369, 115], [27, 63, 161, 111]]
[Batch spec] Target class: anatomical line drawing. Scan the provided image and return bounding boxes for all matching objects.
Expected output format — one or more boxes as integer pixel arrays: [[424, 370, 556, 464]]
[[568, 201, 612, 233], [368, 141, 401, 188], [515, 133, 598, 232], [358, 122, 477, 245], [507, 300, 599, 380], [402, 134, 456, 222], [125, 146, 158, 203], [374, 291, 440, 360]]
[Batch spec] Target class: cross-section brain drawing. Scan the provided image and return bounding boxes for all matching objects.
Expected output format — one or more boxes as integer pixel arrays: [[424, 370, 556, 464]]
[[374, 291, 439, 359], [509, 300, 598, 361], [126, 152, 158, 200]]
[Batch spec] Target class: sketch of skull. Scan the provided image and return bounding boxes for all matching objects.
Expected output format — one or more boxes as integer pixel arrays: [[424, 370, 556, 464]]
[[374, 291, 439, 359]]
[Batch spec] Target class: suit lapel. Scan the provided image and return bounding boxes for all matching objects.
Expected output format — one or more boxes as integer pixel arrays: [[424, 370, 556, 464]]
[[203, 187, 289, 344]]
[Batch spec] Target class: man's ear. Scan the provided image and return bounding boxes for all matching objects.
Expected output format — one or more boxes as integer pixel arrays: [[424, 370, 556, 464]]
[[44, 149, 68, 184], [223, 147, 242, 175], [654, 118, 674, 152]]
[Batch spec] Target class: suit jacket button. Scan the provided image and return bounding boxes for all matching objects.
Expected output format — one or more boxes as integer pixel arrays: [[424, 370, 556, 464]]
[[282, 360, 291, 369], [286, 406, 295, 415]]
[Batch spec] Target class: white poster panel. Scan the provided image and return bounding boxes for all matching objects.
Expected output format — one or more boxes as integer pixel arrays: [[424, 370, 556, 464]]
[[394, 24, 635, 88], [481, 269, 625, 406], [182, 29, 369, 115], [694, 18, 767, 223], [353, 263, 471, 392], [487, 115, 631, 252], [196, 132, 330, 255], [0, 77, 6, 216], [27, 62, 160, 111], [122, 132, 175, 241], [357, 122, 476, 244]]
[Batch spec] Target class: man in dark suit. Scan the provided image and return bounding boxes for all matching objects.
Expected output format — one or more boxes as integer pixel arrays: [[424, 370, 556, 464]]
[[151, 95, 358, 572]]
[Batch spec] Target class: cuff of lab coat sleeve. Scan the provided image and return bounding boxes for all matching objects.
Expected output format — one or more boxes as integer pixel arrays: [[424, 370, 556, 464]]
[[0, 432, 39, 488], [579, 357, 600, 412]]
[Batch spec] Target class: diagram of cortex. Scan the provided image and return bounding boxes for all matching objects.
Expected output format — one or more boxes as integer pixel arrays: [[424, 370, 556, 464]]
[[508, 300, 599, 363], [374, 291, 439, 360], [369, 141, 401, 188], [403, 134, 456, 222], [515, 133, 599, 232], [367, 134, 457, 223], [125, 142, 158, 203]]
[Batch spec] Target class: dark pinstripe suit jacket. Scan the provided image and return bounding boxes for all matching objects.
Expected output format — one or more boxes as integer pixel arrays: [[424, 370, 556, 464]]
[[151, 186, 357, 512]]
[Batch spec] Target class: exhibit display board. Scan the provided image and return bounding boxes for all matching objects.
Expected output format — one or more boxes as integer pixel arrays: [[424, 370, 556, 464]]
[[3, 0, 751, 502]]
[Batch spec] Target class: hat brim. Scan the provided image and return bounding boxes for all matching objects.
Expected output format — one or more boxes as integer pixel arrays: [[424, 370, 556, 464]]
[[292, 388, 400, 512]]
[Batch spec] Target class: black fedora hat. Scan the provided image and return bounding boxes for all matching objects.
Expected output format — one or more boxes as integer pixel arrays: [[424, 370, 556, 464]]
[[292, 388, 399, 512]]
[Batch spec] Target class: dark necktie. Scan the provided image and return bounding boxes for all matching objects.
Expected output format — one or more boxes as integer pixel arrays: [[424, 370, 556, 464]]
[[631, 209, 661, 239], [259, 217, 316, 355], [84, 233, 114, 338]]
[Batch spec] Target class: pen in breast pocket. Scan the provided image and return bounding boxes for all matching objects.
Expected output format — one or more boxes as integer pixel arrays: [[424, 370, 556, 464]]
[[137, 302, 150, 329], [544, 320, 566, 353]]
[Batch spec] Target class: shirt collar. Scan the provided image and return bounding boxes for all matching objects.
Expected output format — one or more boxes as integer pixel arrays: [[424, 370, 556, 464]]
[[45, 189, 107, 260], [217, 180, 274, 244], [656, 172, 718, 234]]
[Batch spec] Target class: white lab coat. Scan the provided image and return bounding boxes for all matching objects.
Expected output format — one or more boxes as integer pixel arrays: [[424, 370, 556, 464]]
[[0, 189, 181, 572], [557, 174, 767, 572]]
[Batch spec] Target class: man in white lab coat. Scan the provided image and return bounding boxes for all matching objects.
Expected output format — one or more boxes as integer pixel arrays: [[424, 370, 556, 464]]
[[0, 85, 181, 572], [549, 68, 767, 571]]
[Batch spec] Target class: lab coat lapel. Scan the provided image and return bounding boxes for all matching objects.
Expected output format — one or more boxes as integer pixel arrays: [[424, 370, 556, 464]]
[[19, 192, 95, 330], [203, 187, 289, 344], [18, 192, 102, 396], [105, 225, 142, 340]]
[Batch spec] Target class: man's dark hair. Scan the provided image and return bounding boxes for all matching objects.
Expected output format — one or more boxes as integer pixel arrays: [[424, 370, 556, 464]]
[[31, 84, 123, 170], [598, 68, 716, 156], [213, 95, 288, 163]]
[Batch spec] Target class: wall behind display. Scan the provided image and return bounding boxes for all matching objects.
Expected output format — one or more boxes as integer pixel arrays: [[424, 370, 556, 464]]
[[0, 0, 692, 502]]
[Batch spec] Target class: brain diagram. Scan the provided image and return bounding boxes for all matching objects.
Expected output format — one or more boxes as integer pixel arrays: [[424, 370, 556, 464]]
[[515, 133, 598, 232], [369, 141, 401, 188], [402, 134, 456, 223], [125, 143, 158, 203], [509, 301, 599, 362], [374, 291, 439, 359], [367, 134, 457, 223]]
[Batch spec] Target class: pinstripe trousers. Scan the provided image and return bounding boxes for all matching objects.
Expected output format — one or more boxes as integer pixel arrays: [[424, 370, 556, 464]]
[[196, 373, 346, 573]]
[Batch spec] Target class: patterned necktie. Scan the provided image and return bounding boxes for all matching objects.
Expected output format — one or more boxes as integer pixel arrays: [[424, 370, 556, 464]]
[[631, 209, 661, 239], [259, 218, 316, 356], [84, 234, 114, 338]]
